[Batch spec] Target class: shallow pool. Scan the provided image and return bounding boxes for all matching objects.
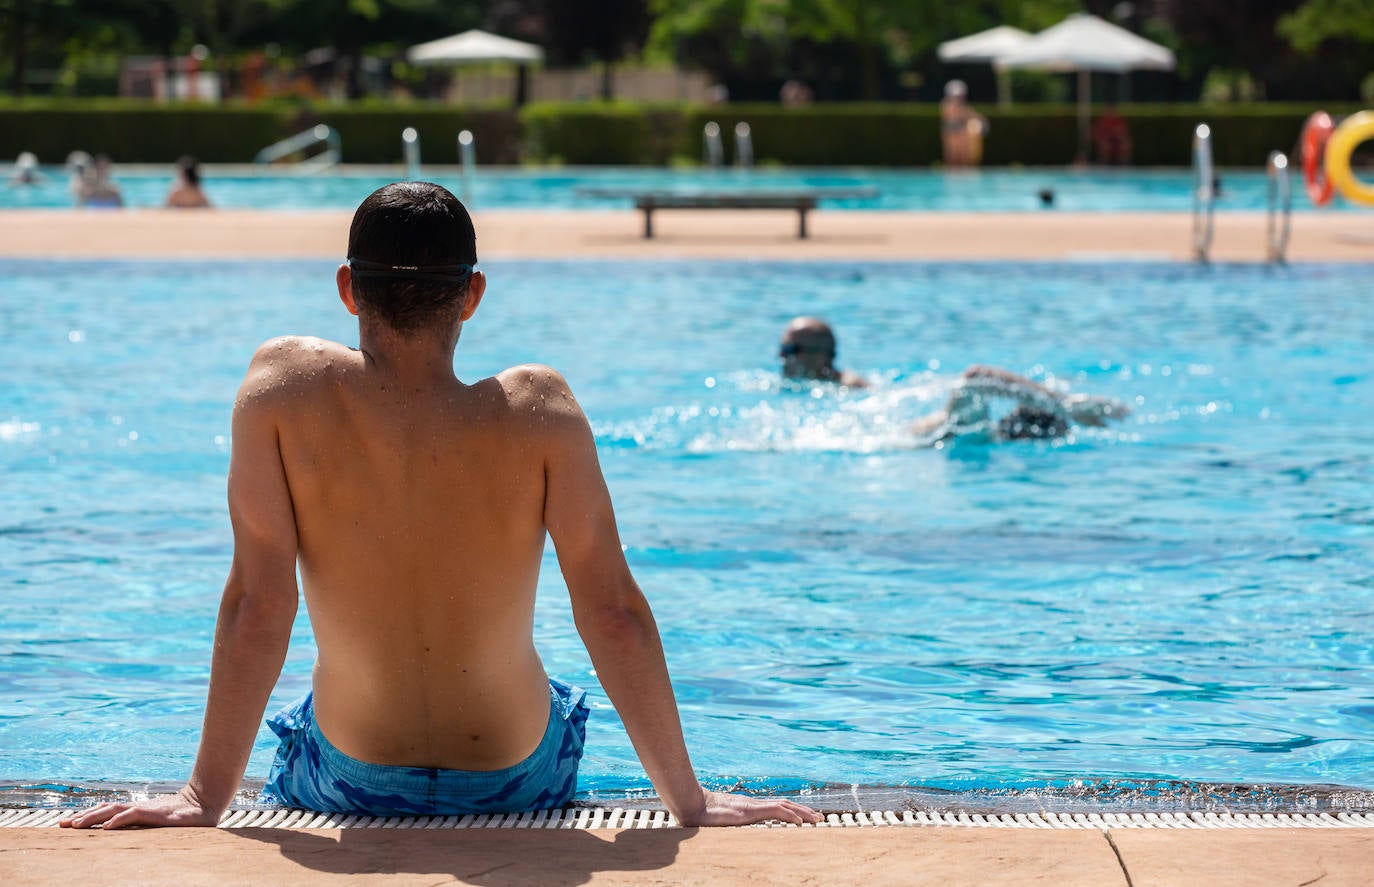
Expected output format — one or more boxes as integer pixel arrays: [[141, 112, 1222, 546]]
[[2, 259, 1372, 811], [0, 165, 1351, 213]]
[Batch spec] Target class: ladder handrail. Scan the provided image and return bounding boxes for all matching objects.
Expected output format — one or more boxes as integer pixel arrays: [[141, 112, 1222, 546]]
[[1266, 150, 1292, 264], [703, 121, 724, 168], [402, 127, 421, 180], [1192, 123, 1215, 263], [457, 130, 476, 208], [254, 125, 341, 169], [734, 121, 754, 169]]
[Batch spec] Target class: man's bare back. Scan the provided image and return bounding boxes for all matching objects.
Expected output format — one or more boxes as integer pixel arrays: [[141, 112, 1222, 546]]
[[63, 182, 818, 830], [258, 337, 561, 770]]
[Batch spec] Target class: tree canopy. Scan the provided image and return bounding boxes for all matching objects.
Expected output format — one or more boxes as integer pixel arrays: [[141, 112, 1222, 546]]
[[3, 0, 1369, 101]]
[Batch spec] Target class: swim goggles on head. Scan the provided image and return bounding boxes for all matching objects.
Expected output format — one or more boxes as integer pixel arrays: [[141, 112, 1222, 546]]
[[779, 342, 836, 358], [346, 257, 474, 285]]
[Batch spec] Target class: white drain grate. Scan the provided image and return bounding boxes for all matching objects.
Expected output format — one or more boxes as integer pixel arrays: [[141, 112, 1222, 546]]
[[2, 807, 1372, 830]]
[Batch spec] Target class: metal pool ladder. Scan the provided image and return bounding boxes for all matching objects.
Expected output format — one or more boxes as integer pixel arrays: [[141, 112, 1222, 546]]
[[1192, 123, 1215, 263], [1266, 150, 1292, 264], [253, 124, 341, 172]]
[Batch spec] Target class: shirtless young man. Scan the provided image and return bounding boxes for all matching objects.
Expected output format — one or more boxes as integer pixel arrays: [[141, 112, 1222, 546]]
[[63, 182, 820, 830]]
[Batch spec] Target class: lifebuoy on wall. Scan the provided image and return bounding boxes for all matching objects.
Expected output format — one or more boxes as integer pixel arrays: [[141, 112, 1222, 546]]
[[1301, 111, 1335, 207], [1325, 111, 1374, 207]]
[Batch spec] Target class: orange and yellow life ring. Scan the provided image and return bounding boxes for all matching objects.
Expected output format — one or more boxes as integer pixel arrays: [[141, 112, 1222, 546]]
[[1301, 111, 1335, 207], [1325, 111, 1374, 207]]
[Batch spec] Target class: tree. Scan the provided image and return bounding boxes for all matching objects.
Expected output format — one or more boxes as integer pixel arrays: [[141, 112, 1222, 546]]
[[1278, 0, 1374, 51], [485, 0, 651, 101], [246, 0, 480, 98], [1, 0, 85, 97], [647, 0, 1080, 101]]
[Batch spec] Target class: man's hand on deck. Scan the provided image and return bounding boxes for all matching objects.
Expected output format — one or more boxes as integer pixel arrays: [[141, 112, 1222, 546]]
[[677, 790, 823, 827], [60, 785, 221, 830]]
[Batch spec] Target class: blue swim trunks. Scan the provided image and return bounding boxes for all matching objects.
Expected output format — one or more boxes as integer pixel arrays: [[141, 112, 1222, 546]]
[[261, 679, 588, 816]]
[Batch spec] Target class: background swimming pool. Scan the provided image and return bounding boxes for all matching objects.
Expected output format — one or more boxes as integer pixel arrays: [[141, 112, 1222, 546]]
[[2, 259, 1372, 811], [0, 165, 1354, 213]]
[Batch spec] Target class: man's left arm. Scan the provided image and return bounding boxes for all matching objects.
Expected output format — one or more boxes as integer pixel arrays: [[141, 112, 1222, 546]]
[[64, 353, 300, 829]]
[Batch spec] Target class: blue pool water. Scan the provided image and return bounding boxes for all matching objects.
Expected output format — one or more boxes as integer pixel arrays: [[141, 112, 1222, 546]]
[[0, 165, 1355, 213], [2, 258, 1372, 811]]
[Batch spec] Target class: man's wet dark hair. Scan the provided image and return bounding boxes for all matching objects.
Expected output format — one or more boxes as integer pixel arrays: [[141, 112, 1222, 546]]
[[177, 155, 201, 187], [346, 182, 478, 334]]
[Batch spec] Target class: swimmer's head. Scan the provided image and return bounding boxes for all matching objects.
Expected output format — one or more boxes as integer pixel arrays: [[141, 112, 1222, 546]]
[[779, 316, 840, 381], [346, 181, 479, 335], [176, 155, 201, 187], [16, 152, 37, 170], [65, 150, 92, 174], [944, 80, 967, 99]]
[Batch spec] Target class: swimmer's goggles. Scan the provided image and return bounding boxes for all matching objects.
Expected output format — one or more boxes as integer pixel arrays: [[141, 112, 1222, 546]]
[[779, 342, 836, 358], [347, 257, 474, 285]]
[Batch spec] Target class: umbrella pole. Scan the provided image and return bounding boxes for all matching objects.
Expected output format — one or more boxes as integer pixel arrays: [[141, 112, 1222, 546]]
[[998, 69, 1011, 107], [1077, 69, 1090, 164]]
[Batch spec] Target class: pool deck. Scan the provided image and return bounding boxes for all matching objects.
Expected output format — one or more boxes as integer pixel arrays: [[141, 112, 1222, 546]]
[[4, 206, 1373, 884], [3, 821, 1373, 886], [0, 207, 1371, 262]]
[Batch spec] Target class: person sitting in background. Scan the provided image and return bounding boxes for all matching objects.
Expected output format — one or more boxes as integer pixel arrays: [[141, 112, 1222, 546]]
[[1092, 105, 1132, 165], [8, 152, 45, 186], [777, 317, 1129, 441], [166, 156, 212, 208], [77, 155, 124, 208]]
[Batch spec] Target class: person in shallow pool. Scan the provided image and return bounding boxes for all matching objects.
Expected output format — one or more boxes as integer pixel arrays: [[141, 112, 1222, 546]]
[[778, 317, 1129, 441], [63, 182, 820, 830], [165, 155, 212, 208]]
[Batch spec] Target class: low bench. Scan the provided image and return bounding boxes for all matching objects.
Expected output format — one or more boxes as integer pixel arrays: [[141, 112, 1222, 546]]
[[578, 188, 879, 239]]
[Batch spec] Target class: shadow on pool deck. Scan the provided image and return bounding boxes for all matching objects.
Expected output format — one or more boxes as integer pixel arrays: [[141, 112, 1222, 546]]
[[7, 824, 1374, 886]]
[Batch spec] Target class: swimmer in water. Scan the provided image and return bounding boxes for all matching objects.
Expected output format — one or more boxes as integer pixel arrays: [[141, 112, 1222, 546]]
[[911, 364, 1129, 442], [777, 318, 1129, 441], [8, 152, 44, 186], [778, 317, 870, 388]]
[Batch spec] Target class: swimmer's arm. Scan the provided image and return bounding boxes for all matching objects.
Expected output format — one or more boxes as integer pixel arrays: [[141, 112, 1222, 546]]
[[958, 366, 1129, 426], [64, 351, 300, 830], [956, 365, 1066, 414], [539, 370, 818, 828]]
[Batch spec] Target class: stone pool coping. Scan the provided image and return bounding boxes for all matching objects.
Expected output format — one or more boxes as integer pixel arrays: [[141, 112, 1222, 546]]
[[3, 814, 1373, 885], [0, 208, 1371, 262]]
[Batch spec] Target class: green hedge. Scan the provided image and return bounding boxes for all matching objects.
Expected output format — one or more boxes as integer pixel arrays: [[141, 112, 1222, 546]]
[[0, 101, 284, 163], [522, 102, 1366, 166], [519, 103, 674, 165], [0, 99, 522, 165], [1, 99, 1365, 166], [310, 105, 521, 164]]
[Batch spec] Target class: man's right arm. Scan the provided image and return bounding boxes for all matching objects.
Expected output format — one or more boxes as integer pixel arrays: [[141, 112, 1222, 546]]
[[533, 367, 819, 828], [957, 366, 1129, 427]]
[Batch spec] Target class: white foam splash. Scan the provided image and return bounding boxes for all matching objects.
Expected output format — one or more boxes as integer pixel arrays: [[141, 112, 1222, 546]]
[[0, 419, 41, 442]]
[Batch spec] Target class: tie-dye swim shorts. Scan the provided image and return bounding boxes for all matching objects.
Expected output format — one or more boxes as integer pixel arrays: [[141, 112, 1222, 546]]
[[261, 678, 588, 816]]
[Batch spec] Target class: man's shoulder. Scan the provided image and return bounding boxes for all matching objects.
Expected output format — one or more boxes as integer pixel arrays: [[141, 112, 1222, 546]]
[[238, 336, 353, 405], [495, 363, 571, 397], [492, 364, 584, 424]]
